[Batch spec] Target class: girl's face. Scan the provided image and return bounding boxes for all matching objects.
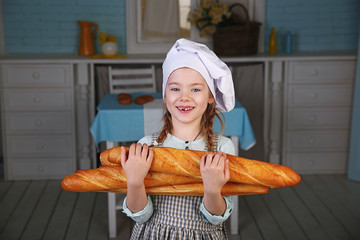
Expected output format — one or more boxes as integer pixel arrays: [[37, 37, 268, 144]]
[[164, 67, 214, 127]]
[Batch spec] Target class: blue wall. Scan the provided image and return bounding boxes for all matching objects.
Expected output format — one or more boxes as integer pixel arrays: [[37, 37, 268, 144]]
[[2, 0, 360, 54], [265, 0, 360, 52], [2, 0, 126, 54]]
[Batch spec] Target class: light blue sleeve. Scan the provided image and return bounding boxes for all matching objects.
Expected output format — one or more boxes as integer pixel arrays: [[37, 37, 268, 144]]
[[200, 196, 234, 225], [122, 196, 153, 224], [121, 136, 154, 223], [200, 135, 235, 225]]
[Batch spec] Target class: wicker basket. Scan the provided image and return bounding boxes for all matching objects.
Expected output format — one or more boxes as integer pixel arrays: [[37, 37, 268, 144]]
[[213, 3, 261, 56]]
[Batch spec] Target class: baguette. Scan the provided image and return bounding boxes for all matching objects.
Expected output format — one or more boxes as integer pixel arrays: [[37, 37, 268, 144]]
[[108, 182, 269, 196], [101, 146, 301, 188], [61, 165, 202, 192]]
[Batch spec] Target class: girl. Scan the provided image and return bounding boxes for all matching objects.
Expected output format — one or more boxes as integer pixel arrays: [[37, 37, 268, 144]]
[[121, 38, 236, 239]]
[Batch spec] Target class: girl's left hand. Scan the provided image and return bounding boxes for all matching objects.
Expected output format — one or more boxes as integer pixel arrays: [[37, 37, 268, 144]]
[[200, 151, 230, 195]]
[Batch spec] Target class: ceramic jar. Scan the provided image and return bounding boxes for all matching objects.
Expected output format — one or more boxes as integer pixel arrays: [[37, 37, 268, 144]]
[[101, 42, 118, 56]]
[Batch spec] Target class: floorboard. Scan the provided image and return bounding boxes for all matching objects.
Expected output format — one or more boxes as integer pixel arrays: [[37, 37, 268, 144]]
[[42, 190, 78, 240], [0, 181, 30, 235], [295, 176, 352, 239], [87, 193, 109, 240], [262, 190, 307, 240], [276, 186, 330, 240], [2, 181, 47, 240], [21, 181, 62, 240], [245, 194, 286, 240], [237, 196, 263, 240]]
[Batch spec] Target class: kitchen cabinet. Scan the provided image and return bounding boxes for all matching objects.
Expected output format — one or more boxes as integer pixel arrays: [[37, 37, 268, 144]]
[[0, 63, 76, 180], [282, 60, 356, 174]]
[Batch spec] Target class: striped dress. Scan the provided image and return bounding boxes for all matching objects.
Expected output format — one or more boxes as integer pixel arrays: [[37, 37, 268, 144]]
[[130, 133, 228, 239]]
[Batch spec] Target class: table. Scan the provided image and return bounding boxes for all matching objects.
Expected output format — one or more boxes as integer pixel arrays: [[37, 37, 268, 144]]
[[89, 92, 256, 237], [90, 92, 256, 151]]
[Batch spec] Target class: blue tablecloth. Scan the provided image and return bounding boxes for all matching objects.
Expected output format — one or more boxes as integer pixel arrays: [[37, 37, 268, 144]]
[[90, 93, 256, 150]]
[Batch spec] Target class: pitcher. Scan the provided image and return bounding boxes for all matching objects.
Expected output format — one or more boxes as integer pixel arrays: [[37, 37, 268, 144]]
[[78, 20, 98, 56]]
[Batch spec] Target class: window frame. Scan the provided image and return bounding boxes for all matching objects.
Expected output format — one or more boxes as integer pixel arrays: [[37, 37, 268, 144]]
[[126, 0, 265, 54]]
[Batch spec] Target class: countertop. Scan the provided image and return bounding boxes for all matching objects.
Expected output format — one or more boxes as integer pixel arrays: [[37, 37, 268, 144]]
[[0, 50, 356, 64]]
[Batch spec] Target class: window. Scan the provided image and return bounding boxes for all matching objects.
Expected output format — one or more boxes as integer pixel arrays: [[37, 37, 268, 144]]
[[126, 0, 265, 54]]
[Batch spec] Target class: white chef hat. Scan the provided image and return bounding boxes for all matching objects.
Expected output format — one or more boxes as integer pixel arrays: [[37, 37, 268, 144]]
[[162, 38, 235, 112]]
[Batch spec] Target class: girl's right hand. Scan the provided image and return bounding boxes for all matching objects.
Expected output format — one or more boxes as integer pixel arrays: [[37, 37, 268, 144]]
[[120, 143, 153, 188]]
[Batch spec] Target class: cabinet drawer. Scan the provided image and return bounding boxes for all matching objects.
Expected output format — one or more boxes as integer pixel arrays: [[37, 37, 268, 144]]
[[7, 157, 75, 180], [287, 108, 351, 129], [289, 61, 355, 84], [3, 89, 72, 111], [288, 85, 353, 107], [286, 130, 349, 152], [285, 152, 347, 174], [2, 64, 71, 87], [6, 135, 74, 157], [5, 112, 73, 133]]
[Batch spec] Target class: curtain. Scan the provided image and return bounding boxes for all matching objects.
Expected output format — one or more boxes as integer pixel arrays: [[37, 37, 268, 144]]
[[143, 0, 181, 39]]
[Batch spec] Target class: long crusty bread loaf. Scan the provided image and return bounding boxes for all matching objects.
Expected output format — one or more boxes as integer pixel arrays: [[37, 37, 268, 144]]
[[101, 146, 301, 189], [61, 165, 202, 192], [61, 165, 269, 196], [108, 182, 269, 196]]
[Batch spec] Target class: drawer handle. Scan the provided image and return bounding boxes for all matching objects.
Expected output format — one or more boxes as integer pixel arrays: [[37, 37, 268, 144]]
[[33, 97, 41, 103], [311, 92, 317, 99], [35, 119, 42, 127], [309, 115, 317, 121], [37, 165, 45, 173], [36, 143, 44, 150], [312, 69, 319, 76], [32, 72, 41, 79], [308, 159, 316, 167], [309, 138, 316, 144]]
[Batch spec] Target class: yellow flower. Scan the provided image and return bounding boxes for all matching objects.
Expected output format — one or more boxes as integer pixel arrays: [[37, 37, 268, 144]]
[[98, 32, 117, 44], [98, 32, 108, 44], [107, 35, 117, 42], [187, 0, 232, 37]]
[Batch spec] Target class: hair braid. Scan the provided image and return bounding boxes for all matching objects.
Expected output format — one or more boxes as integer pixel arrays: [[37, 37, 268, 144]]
[[157, 109, 172, 144], [201, 102, 224, 151]]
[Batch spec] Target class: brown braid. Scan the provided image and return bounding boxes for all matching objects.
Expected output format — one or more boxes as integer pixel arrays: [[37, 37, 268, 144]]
[[201, 102, 224, 151], [157, 108, 172, 144], [156, 102, 224, 151]]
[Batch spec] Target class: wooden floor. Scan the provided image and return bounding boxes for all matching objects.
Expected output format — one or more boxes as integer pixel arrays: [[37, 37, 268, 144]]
[[0, 174, 360, 240]]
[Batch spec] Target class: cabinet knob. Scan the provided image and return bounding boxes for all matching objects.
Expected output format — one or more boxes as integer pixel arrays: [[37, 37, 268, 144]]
[[33, 96, 41, 103], [37, 165, 45, 173], [309, 138, 316, 144], [308, 159, 316, 167], [312, 69, 319, 76], [309, 115, 317, 121], [36, 143, 44, 150], [35, 119, 42, 127], [311, 92, 317, 99], [32, 72, 41, 79]]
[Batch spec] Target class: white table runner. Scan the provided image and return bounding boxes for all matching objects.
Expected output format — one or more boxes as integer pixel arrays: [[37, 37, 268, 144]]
[[143, 99, 164, 135]]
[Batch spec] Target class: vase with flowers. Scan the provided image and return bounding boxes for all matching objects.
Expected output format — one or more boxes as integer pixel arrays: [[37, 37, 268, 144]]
[[98, 32, 118, 57], [188, 1, 261, 56], [187, 0, 232, 37]]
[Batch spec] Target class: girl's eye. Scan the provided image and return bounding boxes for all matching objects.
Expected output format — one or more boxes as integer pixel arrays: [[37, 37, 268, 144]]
[[192, 88, 200, 92], [171, 88, 180, 91]]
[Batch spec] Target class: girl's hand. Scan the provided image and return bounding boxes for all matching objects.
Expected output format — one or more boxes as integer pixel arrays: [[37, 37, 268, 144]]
[[200, 151, 230, 195], [120, 143, 153, 188]]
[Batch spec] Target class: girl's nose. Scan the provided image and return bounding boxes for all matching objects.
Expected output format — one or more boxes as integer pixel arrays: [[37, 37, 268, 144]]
[[180, 91, 191, 101]]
